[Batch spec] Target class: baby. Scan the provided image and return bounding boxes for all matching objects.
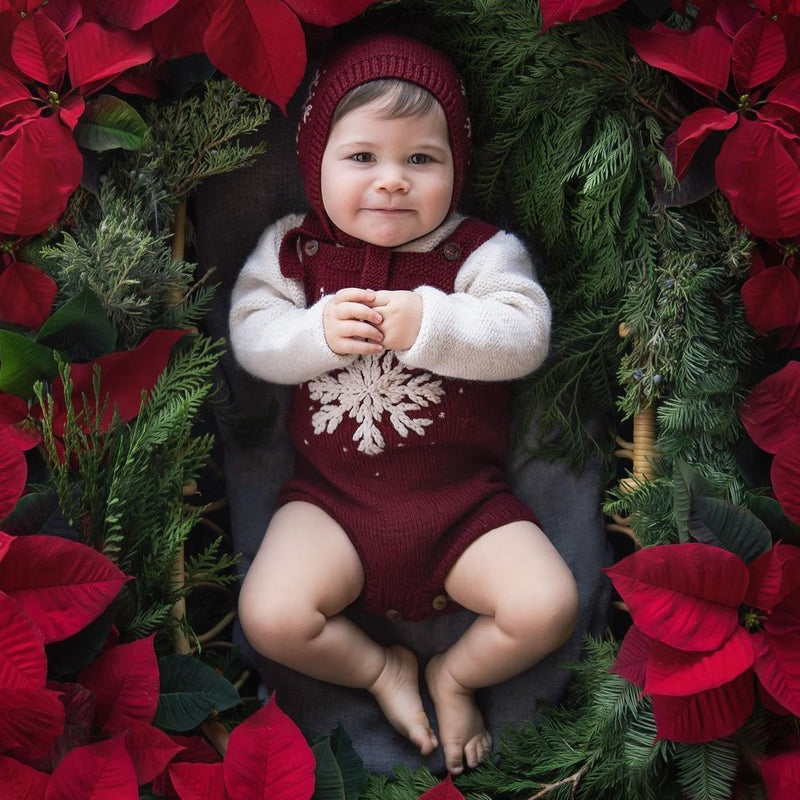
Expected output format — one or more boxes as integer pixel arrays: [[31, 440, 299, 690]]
[[229, 33, 579, 775]]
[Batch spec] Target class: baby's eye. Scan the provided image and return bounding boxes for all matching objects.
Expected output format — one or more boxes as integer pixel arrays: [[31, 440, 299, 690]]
[[350, 152, 374, 163], [409, 153, 432, 165]]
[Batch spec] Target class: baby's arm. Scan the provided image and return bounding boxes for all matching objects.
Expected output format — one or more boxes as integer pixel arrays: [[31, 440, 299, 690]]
[[229, 215, 365, 385], [394, 230, 551, 381]]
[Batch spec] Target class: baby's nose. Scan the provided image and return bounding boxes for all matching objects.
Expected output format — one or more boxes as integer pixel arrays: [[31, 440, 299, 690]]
[[374, 165, 409, 192]]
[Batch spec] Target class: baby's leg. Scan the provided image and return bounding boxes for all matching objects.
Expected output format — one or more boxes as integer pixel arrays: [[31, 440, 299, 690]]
[[238, 501, 437, 755], [426, 521, 579, 774]]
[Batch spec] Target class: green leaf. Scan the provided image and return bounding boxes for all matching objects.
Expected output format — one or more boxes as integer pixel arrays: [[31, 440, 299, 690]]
[[673, 461, 723, 542], [35, 284, 117, 357], [155, 654, 241, 732], [747, 495, 800, 546], [74, 94, 149, 153], [689, 496, 772, 563], [0, 330, 58, 398], [311, 726, 367, 800]]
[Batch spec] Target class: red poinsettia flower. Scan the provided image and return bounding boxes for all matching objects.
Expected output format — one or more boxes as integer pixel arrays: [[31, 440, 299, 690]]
[[740, 244, 800, 349], [628, 7, 800, 240], [0, 238, 57, 329], [152, 0, 377, 112], [168, 695, 315, 800], [740, 361, 800, 524], [606, 542, 800, 743]]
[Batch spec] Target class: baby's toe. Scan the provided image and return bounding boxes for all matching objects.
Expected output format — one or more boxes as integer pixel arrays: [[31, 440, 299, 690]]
[[465, 731, 492, 769]]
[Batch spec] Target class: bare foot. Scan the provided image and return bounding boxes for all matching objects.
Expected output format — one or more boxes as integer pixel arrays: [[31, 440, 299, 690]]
[[425, 654, 492, 775], [368, 645, 438, 756]]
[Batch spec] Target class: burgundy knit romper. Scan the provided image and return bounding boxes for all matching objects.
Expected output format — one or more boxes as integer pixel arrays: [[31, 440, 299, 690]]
[[276, 214, 536, 621]]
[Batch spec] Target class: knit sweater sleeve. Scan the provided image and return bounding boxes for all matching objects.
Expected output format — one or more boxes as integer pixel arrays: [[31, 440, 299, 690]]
[[228, 214, 356, 385], [396, 229, 551, 381]]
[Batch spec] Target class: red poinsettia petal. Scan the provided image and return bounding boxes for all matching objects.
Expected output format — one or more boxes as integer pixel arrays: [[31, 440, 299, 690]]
[[651, 670, 755, 743], [223, 695, 315, 800], [56, 93, 86, 132], [765, 71, 800, 120], [418, 776, 465, 799], [0, 68, 30, 113], [745, 542, 800, 610], [77, 635, 159, 732], [35, 682, 95, 773], [0, 393, 27, 426], [151, 0, 212, 61], [604, 543, 747, 651], [0, 590, 46, 689], [731, 16, 787, 92], [46, 737, 138, 800], [760, 748, 800, 800], [169, 761, 228, 800], [740, 265, 800, 333], [40, 0, 84, 35], [10, 13, 66, 87], [538, 0, 626, 31], [674, 107, 738, 179], [0, 261, 57, 329], [98, 0, 180, 30], [0, 422, 40, 451], [66, 21, 156, 93], [0, 686, 66, 758], [753, 629, 800, 715], [152, 734, 221, 798], [772, 435, 800, 524], [282, 0, 376, 26], [124, 721, 184, 785], [627, 23, 732, 99], [740, 361, 800, 454], [203, 0, 306, 112], [0, 534, 129, 643], [716, 118, 800, 239], [0, 754, 49, 800], [51, 328, 187, 434], [0, 433, 26, 520], [0, 113, 83, 236], [610, 624, 652, 687], [645, 627, 755, 696], [714, 0, 759, 38]]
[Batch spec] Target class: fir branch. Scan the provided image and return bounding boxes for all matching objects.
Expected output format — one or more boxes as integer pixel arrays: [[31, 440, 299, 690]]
[[674, 739, 739, 800]]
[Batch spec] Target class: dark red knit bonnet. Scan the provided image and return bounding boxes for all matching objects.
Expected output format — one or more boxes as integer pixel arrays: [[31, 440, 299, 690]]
[[296, 33, 472, 241]]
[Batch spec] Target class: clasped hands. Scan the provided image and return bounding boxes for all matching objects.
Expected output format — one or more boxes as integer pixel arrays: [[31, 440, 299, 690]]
[[323, 288, 422, 356]]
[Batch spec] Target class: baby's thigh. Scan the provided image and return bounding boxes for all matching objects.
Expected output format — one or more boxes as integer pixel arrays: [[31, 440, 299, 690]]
[[444, 520, 578, 618], [240, 501, 365, 618]]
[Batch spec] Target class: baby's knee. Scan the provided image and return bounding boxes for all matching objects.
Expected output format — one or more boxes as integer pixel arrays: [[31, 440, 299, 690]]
[[502, 571, 579, 650], [238, 592, 324, 658]]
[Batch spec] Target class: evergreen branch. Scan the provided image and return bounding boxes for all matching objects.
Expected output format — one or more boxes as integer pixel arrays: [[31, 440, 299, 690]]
[[524, 765, 588, 799]]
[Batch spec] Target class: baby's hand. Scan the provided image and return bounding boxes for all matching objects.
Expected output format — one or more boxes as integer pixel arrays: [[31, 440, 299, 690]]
[[323, 288, 384, 355], [371, 290, 422, 351]]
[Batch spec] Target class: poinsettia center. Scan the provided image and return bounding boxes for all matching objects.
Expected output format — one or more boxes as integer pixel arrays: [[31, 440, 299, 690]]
[[0, 240, 14, 254], [47, 91, 60, 108], [737, 94, 751, 112], [740, 606, 766, 632]]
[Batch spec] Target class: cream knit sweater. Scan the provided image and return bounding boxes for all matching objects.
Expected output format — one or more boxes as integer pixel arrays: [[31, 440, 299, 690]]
[[229, 213, 551, 386]]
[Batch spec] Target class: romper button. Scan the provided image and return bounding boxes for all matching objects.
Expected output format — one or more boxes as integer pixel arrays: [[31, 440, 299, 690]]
[[304, 239, 319, 256], [443, 242, 461, 261], [432, 594, 448, 611], [385, 608, 402, 622]]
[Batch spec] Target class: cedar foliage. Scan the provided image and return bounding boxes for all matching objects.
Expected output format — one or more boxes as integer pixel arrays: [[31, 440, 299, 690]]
[[28, 79, 269, 645]]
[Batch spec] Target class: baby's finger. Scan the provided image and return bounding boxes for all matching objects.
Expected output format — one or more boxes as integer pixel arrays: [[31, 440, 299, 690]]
[[334, 301, 383, 326], [333, 287, 377, 306], [340, 320, 384, 343]]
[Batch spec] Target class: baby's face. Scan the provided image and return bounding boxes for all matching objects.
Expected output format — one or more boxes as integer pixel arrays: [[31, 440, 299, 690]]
[[320, 99, 454, 248]]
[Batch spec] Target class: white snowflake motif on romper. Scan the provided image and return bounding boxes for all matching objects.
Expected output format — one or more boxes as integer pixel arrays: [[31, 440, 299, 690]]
[[308, 351, 445, 455]]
